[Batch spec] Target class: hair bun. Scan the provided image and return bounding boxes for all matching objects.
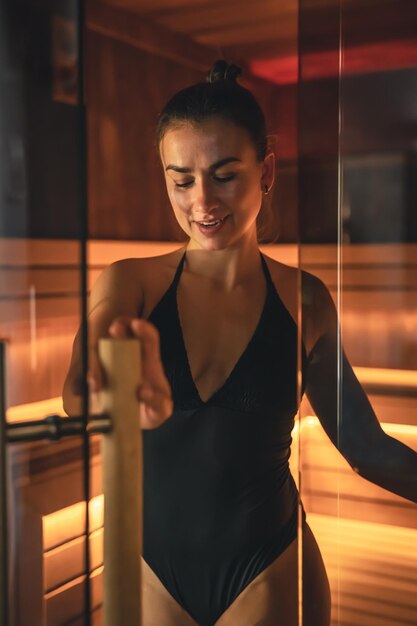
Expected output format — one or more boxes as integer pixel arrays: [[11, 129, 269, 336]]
[[206, 60, 242, 84]]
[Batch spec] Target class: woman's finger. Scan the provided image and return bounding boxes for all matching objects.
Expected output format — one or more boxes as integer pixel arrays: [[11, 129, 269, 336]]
[[108, 316, 136, 338], [138, 385, 173, 430]]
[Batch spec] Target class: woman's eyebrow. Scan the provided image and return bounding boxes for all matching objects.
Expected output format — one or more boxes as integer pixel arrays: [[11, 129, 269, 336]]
[[165, 157, 241, 173]]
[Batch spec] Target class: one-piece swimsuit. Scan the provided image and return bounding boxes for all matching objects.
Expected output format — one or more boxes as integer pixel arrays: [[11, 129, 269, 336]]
[[143, 251, 307, 626]]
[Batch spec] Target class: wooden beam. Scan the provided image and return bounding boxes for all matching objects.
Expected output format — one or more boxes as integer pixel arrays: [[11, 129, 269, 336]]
[[86, 1, 215, 72]]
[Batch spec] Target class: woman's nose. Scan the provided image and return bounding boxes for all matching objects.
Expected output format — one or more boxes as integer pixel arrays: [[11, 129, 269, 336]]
[[192, 179, 218, 214]]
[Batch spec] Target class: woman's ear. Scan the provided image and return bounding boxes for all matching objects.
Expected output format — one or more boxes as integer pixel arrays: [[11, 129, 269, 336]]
[[261, 151, 275, 193]]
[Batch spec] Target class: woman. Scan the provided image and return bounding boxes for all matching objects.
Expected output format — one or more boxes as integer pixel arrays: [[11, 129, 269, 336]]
[[63, 61, 417, 626]]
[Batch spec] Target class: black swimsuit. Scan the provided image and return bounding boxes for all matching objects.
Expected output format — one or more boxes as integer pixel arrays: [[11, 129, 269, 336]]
[[143, 251, 307, 626]]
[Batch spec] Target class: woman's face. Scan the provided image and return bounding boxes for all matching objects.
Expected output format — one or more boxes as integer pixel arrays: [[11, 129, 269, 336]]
[[159, 117, 274, 250]]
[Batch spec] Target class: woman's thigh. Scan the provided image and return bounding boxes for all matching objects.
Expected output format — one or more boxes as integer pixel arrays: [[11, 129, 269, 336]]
[[301, 523, 331, 626], [215, 522, 331, 626], [141, 558, 198, 626]]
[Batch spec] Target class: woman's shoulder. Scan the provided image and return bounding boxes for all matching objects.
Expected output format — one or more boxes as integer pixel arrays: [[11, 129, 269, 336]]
[[89, 247, 186, 318], [108, 247, 185, 275], [262, 253, 332, 307], [261, 253, 335, 352]]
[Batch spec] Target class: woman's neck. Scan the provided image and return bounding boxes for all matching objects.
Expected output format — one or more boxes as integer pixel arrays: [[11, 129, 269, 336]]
[[184, 229, 262, 290]]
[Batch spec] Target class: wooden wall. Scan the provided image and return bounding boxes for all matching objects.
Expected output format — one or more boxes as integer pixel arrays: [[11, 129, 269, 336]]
[[86, 29, 201, 242]]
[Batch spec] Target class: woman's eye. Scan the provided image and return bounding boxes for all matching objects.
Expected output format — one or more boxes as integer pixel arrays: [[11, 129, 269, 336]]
[[214, 174, 236, 183], [175, 180, 194, 189], [174, 174, 236, 188]]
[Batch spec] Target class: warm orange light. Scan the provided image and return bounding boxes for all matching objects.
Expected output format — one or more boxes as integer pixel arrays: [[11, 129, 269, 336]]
[[87, 240, 181, 266], [7, 397, 65, 423], [299, 415, 417, 438], [354, 366, 417, 392], [43, 495, 104, 552], [43, 501, 86, 552], [43, 496, 104, 598]]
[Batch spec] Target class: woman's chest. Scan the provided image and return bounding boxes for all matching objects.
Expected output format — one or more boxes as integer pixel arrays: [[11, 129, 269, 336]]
[[177, 282, 266, 402]]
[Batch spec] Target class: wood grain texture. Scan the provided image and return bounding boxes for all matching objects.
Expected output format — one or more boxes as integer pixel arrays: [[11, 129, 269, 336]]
[[86, 29, 202, 241], [99, 338, 142, 626]]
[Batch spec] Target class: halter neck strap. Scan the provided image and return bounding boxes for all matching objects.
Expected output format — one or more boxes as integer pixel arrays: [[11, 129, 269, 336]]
[[171, 251, 187, 290], [259, 252, 275, 288]]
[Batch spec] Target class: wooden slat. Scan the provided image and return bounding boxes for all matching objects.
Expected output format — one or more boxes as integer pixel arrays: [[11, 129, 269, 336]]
[[43, 495, 104, 551], [304, 494, 417, 528], [0, 269, 80, 298], [44, 536, 86, 593], [45, 575, 87, 626], [44, 530, 104, 593], [0, 239, 80, 267], [300, 243, 417, 265], [368, 394, 417, 426], [302, 467, 417, 505]]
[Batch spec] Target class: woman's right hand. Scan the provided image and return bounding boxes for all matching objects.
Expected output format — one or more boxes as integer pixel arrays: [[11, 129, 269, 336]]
[[107, 316, 173, 429]]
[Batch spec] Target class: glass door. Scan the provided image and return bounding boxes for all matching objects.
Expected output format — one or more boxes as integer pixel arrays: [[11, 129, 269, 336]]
[[0, 1, 97, 624], [298, 0, 417, 624]]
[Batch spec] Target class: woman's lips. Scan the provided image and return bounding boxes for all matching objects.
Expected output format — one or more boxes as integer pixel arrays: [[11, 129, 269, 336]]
[[194, 215, 229, 235]]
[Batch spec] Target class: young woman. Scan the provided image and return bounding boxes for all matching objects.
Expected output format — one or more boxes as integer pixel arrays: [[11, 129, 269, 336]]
[[63, 60, 417, 626]]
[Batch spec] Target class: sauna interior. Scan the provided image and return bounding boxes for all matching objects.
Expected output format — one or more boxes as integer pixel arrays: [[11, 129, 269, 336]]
[[1, 0, 416, 624]]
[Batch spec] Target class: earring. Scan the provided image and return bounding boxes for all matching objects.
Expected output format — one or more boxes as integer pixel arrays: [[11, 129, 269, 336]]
[[263, 184, 270, 195]]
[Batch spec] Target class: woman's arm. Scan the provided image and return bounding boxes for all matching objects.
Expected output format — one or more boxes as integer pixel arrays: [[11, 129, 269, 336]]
[[62, 259, 172, 428], [303, 275, 417, 504]]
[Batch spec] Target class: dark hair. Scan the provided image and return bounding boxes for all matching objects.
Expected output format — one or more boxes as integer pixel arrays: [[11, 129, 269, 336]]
[[156, 60, 268, 162]]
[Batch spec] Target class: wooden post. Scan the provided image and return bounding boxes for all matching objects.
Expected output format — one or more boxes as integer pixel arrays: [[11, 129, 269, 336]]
[[98, 338, 142, 626]]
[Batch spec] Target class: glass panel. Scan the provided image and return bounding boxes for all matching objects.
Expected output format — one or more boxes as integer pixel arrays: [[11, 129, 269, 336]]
[[0, 1, 92, 624], [299, 1, 417, 625]]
